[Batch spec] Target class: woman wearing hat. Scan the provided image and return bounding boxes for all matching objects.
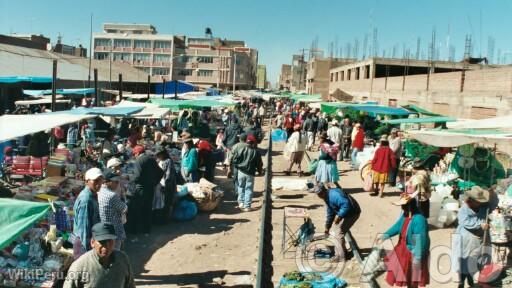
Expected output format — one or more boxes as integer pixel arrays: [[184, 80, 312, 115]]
[[180, 133, 199, 183], [406, 158, 431, 218], [380, 192, 430, 287], [370, 135, 396, 197], [453, 186, 498, 288], [350, 123, 365, 169], [315, 132, 340, 183], [285, 124, 307, 176]]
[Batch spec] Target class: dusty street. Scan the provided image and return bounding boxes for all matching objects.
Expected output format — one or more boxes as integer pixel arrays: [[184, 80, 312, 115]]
[[126, 135, 456, 287]]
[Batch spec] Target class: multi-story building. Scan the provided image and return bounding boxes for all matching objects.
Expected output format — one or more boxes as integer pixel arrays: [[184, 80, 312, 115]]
[[290, 54, 307, 92], [93, 23, 257, 90], [279, 64, 292, 90], [93, 23, 185, 79], [176, 34, 258, 90], [328, 57, 511, 119], [256, 65, 267, 89], [306, 57, 356, 100]]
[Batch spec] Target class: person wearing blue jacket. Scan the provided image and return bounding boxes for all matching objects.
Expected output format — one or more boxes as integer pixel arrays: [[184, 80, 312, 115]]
[[180, 133, 199, 183], [315, 182, 361, 257], [379, 191, 430, 287]]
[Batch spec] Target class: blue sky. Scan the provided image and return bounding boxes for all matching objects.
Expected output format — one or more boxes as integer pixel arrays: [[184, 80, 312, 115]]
[[1, 0, 512, 84]]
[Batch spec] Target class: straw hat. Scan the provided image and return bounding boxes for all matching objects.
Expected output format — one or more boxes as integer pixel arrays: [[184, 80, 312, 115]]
[[465, 186, 490, 203], [392, 191, 419, 206]]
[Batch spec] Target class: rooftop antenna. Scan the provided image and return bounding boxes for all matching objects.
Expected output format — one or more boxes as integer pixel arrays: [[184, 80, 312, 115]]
[[479, 9, 483, 57], [372, 27, 378, 57], [335, 36, 339, 58], [447, 24, 451, 61], [353, 38, 359, 59], [362, 33, 369, 59], [415, 37, 421, 60], [488, 36, 495, 64]]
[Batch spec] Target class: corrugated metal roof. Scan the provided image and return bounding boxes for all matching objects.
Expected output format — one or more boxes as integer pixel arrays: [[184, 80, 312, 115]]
[[0, 43, 150, 82]]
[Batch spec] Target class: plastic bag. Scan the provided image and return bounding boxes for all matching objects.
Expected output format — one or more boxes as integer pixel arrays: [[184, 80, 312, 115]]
[[171, 199, 198, 221], [363, 173, 373, 192], [361, 246, 386, 282], [272, 129, 288, 142]]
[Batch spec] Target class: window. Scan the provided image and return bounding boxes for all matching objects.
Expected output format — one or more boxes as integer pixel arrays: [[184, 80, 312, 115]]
[[330, 73, 334, 82], [154, 41, 171, 49], [133, 53, 150, 62], [197, 70, 213, 77], [197, 56, 214, 63], [154, 54, 170, 62], [177, 55, 192, 63], [94, 38, 111, 47], [113, 39, 131, 47], [134, 40, 151, 48], [347, 70, 351, 80], [341, 71, 345, 81], [113, 53, 130, 61], [138, 67, 150, 74], [178, 69, 193, 76], [335, 72, 339, 81], [365, 65, 371, 79], [152, 68, 170, 76], [94, 52, 109, 60], [355, 67, 360, 80]]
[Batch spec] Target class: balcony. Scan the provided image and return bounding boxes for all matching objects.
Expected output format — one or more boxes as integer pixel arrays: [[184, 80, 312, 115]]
[[133, 61, 152, 67], [94, 46, 112, 51], [153, 48, 172, 53], [152, 61, 171, 67]]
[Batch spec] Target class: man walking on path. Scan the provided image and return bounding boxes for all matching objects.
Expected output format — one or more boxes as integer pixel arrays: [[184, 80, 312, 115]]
[[302, 113, 315, 151], [388, 128, 402, 186], [327, 120, 343, 161], [231, 134, 263, 212], [340, 118, 353, 161], [74, 168, 102, 251]]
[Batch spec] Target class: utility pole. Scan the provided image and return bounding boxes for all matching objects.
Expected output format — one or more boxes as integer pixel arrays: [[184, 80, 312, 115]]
[[232, 52, 237, 93], [118, 73, 123, 102], [162, 78, 166, 99], [51, 60, 57, 112], [147, 75, 151, 100], [93, 68, 98, 107], [88, 13, 93, 87], [109, 43, 112, 89], [174, 79, 178, 100]]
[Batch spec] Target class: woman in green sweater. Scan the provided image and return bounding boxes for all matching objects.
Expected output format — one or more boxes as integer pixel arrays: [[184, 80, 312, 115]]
[[379, 192, 430, 287]]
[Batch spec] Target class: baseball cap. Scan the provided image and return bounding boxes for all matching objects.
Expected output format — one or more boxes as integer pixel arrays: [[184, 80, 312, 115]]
[[106, 157, 122, 169], [92, 222, 117, 241], [85, 168, 103, 181], [246, 134, 257, 143], [133, 145, 145, 155], [103, 169, 121, 182]]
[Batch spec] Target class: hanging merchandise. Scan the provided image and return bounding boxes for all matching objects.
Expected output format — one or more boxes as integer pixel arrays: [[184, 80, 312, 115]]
[[458, 144, 475, 157], [449, 146, 505, 188]]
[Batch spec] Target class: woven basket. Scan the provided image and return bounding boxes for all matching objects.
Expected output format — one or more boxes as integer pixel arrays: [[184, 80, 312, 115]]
[[196, 196, 222, 212]]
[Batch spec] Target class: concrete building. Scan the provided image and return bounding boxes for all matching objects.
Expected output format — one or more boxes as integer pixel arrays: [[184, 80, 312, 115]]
[[328, 57, 512, 119], [0, 34, 87, 57], [256, 65, 267, 89], [180, 34, 258, 90], [93, 23, 257, 90], [93, 23, 185, 79], [306, 57, 356, 100], [279, 64, 292, 90], [290, 54, 306, 92]]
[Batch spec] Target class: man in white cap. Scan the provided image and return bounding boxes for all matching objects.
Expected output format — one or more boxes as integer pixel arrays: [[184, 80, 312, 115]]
[[73, 168, 102, 252], [327, 120, 343, 161]]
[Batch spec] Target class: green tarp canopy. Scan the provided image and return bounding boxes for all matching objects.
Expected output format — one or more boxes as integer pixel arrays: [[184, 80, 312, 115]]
[[381, 116, 456, 125], [402, 104, 441, 116], [290, 94, 322, 102], [0, 199, 50, 250], [321, 102, 412, 116], [148, 99, 236, 111]]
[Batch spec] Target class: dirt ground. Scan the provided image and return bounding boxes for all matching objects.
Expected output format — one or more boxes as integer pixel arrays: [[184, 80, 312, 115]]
[[125, 135, 457, 287]]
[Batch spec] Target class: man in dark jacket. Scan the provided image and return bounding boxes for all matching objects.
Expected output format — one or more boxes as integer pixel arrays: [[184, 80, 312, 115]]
[[340, 118, 353, 161], [315, 182, 361, 257], [231, 134, 263, 212], [223, 118, 244, 149], [244, 118, 264, 144], [127, 145, 163, 238]]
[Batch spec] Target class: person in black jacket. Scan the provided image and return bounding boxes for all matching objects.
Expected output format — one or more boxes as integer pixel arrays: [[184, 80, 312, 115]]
[[244, 118, 264, 144], [127, 145, 163, 238]]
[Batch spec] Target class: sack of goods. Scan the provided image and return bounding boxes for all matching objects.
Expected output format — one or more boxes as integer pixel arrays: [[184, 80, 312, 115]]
[[179, 178, 224, 212]]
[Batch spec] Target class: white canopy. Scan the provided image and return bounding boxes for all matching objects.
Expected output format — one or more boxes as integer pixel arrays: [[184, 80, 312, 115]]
[[447, 115, 512, 130], [116, 100, 172, 119], [409, 129, 512, 155], [15, 99, 71, 106], [0, 114, 93, 142]]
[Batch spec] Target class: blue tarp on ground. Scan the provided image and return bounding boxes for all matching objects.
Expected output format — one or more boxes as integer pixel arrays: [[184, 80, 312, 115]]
[[0, 76, 53, 84], [154, 80, 195, 95], [23, 88, 96, 96], [49, 106, 143, 117]]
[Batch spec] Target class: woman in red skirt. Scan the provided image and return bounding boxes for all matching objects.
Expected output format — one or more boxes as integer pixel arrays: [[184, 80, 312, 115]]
[[379, 192, 430, 287]]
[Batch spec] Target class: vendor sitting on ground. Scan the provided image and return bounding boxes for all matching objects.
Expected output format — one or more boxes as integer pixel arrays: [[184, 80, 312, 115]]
[[314, 182, 361, 259]]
